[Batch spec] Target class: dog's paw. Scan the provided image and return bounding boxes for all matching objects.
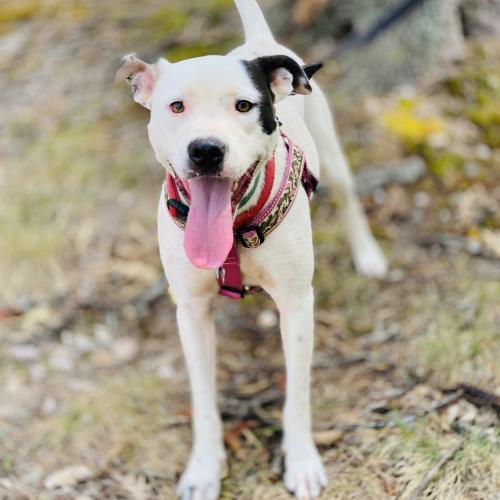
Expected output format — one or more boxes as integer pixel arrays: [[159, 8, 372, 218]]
[[284, 443, 328, 499], [352, 238, 388, 279], [177, 452, 225, 500]]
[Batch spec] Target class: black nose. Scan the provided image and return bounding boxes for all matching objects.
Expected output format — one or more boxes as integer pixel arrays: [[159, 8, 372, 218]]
[[188, 138, 226, 174]]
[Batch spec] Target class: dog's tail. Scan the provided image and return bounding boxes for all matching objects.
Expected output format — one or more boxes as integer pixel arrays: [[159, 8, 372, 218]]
[[234, 0, 274, 43]]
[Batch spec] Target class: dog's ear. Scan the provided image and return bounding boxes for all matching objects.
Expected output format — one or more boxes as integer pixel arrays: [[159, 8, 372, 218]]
[[248, 55, 313, 102], [115, 54, 160, 110], [302, 62, 323, 80]]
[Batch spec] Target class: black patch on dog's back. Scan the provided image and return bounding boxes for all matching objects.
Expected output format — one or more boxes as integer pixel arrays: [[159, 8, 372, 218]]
[[242, 60, 277, 136]]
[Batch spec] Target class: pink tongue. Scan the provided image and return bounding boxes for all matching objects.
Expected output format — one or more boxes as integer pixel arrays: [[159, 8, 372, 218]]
[[184, 177, 233, 269]]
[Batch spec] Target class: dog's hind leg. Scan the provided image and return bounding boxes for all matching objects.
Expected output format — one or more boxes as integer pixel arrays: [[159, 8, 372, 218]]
[[305, 83, 388, 278]]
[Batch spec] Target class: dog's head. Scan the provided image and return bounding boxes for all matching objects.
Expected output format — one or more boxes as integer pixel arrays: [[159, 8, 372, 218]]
[[116, 53, 320, 269], [116, 53, 316, 181]]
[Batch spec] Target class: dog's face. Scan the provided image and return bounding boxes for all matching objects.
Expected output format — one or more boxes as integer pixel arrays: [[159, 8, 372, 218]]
[[116, 54, 312, 181]]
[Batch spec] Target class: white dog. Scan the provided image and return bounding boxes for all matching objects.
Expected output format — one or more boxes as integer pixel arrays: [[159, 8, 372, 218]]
[[117, 1, 387, 498]]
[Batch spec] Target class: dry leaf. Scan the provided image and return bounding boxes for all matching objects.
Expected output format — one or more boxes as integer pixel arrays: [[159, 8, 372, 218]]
[[481, 230, 500, 258], [44, 464, 92, 489], [313, 429, 344, 446]]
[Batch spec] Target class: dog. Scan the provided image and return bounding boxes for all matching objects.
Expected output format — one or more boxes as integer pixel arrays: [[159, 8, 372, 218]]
[[116, 1, 387, 498]]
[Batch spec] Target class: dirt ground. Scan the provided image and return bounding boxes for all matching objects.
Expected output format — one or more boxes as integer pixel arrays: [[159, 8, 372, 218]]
[[0, 1, 499, 499]]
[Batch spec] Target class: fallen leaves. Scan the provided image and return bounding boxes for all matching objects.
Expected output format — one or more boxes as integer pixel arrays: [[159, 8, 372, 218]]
[[480, 229, 500, 258], [382, 98, 445, 146], [313, 429, 344, 447], [452, 184, 497, 231], [43, 464, 92, 489]]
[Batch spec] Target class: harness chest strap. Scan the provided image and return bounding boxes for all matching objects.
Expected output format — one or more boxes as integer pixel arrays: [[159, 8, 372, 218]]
[[165, 132, 318, 299]]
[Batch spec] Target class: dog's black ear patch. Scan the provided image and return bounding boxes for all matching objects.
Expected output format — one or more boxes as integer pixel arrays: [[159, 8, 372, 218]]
[[302, 62, 323, 80], [242, 55, 313, 135], [250, 55, 312, 96]]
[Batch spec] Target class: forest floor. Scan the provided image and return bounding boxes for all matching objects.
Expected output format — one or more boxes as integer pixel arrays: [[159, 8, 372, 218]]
[[0, 1, 499, 499]]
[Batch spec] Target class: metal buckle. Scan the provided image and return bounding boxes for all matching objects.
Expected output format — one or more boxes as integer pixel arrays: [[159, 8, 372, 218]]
[[167, 199, 189, 218], [219, 285, 246, 299], [215, 267, 225, 284], [235, 225, 265, 248]]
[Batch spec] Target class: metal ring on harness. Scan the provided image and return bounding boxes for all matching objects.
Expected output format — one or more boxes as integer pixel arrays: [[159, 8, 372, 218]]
[[235, 225, 265, 248]]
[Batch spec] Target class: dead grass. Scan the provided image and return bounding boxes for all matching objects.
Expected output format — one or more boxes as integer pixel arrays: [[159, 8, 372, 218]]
[[34, 373, 189, 476], [416, 281, 500, 387]]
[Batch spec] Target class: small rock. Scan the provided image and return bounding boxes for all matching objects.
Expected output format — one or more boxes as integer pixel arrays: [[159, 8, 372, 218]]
[[112, 337, 139, 364], [0, 478, 13, 489], [21, 305, 58, 332], [439, 208, 452, 224], [21, 464, 44, 486], [372, 188, 386, 205], [94, 324, 113, 346], [447, 400, 478, 425], [29, 364, 47, 382], [256, 310, 278, 329], [475, 143, 492, 161], [43, 465, 92, 489], [427, 131, 449, 148], [452, 184, 495, 229], [90, 348, 114, 368], [61, 331, 94, 353], [465, 238, 482, 255], [48, 346, 75, 371], [157, 364, 177, 380], [41, 397, 58, 416], [481, 230, 500, 258], [414, 191, 430, 209], [8, 344, 40, 362], [464, 162, 480, 178]]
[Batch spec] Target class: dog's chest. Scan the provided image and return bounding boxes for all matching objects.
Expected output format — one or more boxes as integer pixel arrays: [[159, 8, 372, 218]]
[[238, 250, 276, 289]]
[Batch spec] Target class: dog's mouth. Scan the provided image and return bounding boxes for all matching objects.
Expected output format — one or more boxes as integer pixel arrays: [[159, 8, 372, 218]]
[[184, 176, 233, 269]]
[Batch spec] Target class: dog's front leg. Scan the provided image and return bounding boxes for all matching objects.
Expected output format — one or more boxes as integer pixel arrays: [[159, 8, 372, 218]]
[[275, 286, 327, 499], [175, 296, 225, 500]]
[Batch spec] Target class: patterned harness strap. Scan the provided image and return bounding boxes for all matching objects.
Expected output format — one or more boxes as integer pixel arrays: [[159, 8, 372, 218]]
[[233, 133, 316, 248], [164, 131, 318, 299]]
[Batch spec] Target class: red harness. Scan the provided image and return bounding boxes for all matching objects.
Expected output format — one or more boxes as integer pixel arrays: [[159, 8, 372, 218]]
[[165, 132, 317, 299]]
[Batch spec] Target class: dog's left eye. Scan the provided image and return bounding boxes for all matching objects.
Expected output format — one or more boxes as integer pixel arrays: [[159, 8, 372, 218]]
[[170, 101, 185, 113], [235, 100, 254, 113]]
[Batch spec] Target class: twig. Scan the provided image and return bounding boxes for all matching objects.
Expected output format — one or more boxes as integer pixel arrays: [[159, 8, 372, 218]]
[[313, 352, 371, 369], [362, 390, 464, 431], [443, 384, 500, 415], [407, 438, 464, 500]]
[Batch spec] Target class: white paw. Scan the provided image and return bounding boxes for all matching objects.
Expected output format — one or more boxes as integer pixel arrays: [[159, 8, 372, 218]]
[[284, 444, 328, 499], [352, 238, 388, 279], [177, 452, 225, 500]]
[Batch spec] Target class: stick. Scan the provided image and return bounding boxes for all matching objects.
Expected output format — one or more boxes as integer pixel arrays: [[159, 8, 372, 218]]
[[407, 438, 464, 500]]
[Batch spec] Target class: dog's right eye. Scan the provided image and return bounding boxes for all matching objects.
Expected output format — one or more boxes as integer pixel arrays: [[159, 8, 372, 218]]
[[235, 100, 254, 113], [170, 101, 185, 113]]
